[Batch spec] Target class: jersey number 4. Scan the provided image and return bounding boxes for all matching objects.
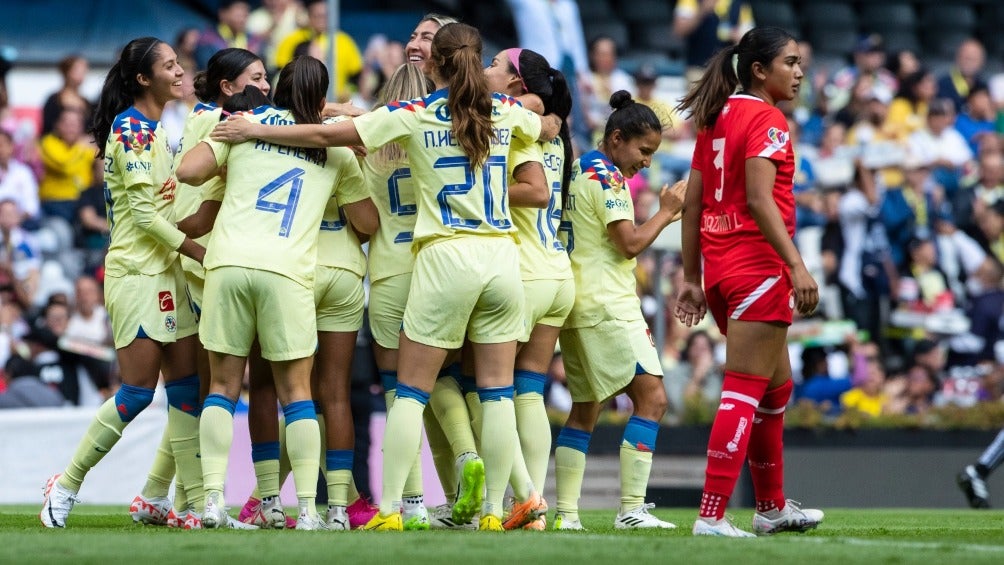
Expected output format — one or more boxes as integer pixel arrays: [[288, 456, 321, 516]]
[[256, 168, 304, 237]]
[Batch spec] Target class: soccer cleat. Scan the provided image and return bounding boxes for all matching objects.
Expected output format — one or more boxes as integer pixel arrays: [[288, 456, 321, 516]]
[[166, 508, 183, 528], [957, 465, 991, 509], [614, 503, 676, 529], [241, 496, 286, 529], [362, 512, 403, 531], [40, 474, 78, 528], [523, 516, 546, 531], [429, 503, 476, 529], [502, 492, 548, 530], [552, 512, 584, 531], [403, 503, 430, 531], [347, 495, 379, 529], [752, 500, 824, 535], [295, 512, 329, 531], [202, 491, 227, 529], [326, 505, 350, 531], [225, 514, 259, 530], [238, 496, 261, 523], [478, 514, 504, 532], [693, 516, 756, 537], [182, 511, 202, 530], [452, 452, 485, 525], [129, 494, 174, 525]]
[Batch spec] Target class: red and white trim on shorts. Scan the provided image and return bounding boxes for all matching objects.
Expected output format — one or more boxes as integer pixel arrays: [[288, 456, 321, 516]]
[[730, 275, 780, 320]]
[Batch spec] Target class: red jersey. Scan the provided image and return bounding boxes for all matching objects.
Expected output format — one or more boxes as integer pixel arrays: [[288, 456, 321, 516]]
[[691, 94, 795, 287]]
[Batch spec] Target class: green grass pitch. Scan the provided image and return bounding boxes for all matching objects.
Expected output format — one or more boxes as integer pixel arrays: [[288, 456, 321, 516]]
[[2, 506, 1004, 564]]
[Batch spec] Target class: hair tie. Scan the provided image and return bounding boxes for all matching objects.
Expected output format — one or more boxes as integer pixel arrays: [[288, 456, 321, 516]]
[[505, 48, 528, 93]]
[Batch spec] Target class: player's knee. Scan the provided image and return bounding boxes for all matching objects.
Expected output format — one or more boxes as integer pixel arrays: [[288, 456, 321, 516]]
[[114, 384, 156, 422]]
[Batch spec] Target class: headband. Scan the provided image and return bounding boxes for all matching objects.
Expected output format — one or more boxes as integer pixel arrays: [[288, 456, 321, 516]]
[[505, 48, 527, 93]]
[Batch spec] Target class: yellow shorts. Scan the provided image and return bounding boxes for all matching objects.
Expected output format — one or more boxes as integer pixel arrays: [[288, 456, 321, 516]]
[[104, 263, 198, 349], [200, 266, 317, 361], [404, 237, 524, 349], [183, 270, 205, 320], [315, 266, 364, 333], [520, 278, 575, 342], [559, 317, 662, 403], [369, 272, 411, 350]]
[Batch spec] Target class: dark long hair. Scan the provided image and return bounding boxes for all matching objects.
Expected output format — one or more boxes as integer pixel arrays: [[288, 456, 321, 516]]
[[505, 48, 574, 203], [272, 56, 327, 165], [677, 26, 795, 130], [604, 91, 660, 143], [431, 23, 493, 168], [222, 84, 272, 115], [194, 48, 263, 104], [90, 37, 164, 158]]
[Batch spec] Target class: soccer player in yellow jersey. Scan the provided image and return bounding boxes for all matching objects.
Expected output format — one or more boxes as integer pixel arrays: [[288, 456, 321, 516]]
[[211, 23, 560, 532], [41, 37, 205, 529], [554, 91, 687, 530], [177, 56, 368, 530], [484, 47, 575, 531]]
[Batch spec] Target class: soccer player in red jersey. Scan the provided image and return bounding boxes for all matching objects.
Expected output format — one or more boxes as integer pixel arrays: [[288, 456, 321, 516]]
[[675, 26, 824, 537]]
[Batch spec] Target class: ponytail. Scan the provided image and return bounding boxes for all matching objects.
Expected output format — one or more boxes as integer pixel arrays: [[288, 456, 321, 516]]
[[90, 37, 163, 158], [273, 56, 328, 166], [675, 45, 738, 131], [432, 23, 493, 168]]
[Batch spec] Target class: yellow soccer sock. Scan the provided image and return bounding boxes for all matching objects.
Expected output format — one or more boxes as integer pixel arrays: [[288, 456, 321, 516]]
[[141, 426, 175, 499], [430, 377, 477, 458], [168, 407, 204, 510], [251, 441, 281, 499], [478, 390, 517, 517], [173, 477, 187, 512], [283, 402, 320, 503], [509, 438, 534, 501], [423, 406, 457, 504], [619, 416, 658, 513], [324, 452, 353, 507], [60, 389, 150, 492], [379, 389, 427, 515], [554, 427, 591, 521], [515, 391, 551, 495], [199, 395, 236, 494], [383, 388, 423, 499], [462, 378, 483, 447]]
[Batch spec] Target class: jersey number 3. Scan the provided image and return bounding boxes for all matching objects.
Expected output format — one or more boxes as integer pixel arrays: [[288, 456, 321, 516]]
[[712, 137, 725, 202]]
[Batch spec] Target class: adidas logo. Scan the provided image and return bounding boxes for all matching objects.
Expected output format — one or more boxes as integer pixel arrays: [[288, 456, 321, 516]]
[[618, 516, 646, 527]]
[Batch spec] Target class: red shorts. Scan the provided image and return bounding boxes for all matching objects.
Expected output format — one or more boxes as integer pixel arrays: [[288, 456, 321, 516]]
[[706, 272, 794, 336]]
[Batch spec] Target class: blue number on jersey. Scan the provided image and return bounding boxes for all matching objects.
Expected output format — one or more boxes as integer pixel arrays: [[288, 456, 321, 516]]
[[320, 202, 348, 231], [535, 180, 563, 250], [388, 167, 416, 243], [482, 155, 510, 229], [558, 219, 574, 254], [255, 168, 304, 237], [103, 181, 115, 231], [434, 156, 480, 229]]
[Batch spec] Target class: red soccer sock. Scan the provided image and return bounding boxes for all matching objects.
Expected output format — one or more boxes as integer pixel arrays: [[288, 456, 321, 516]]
[[700, 371, 770, 519], [749, 379, 793, 513]]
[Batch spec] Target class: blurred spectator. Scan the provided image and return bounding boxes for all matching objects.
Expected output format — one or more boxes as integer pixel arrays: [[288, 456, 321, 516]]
[[897, 235, 953, 312], [887, 363, 939, 414], [955, 85, 997, 155], [840, 350, 890, 417], [838, 173, 892, 343], [826, 34, 897, 115], [63, 274, 113, 398], [789, 116, 822, 229], [936, 38, 987, 114], [357, 35, 405, 107], [672, 0, 754, 82], [584, 36, 634, 145], [505, 0, 591, 152], [975, 198, 1004, 264], [848, 84, 907, 191], [13, 302, 81, 404], [194, 0, 264, 70], [0, 199, 40, 308], [885, 68, 937, 140], [175, 27, 201, 68], [796, 345, 849, 413], [809, 122, 855, 190], [546, 352, 571, 413], [886, 48, 920, 86], [635, 65, 691, 185], [161, 63, 198, 153], [274, 0, 363, 101], [247, 0, 307, 72], [0, 325, 66, 408], [0, 56, 40, 177], [40, 55, 93, 136], [879, 158, 952, 268], [907, 98, 973, 195], [664, 330, 722, 421], [948, 257, 1004, 368], [0, 128, 40, 226], [37, 108, 93, 224], [76, 158, 108, 276], [793, 40, 827, 146]]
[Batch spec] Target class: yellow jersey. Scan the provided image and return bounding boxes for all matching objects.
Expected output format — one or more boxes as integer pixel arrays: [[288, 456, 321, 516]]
[[510, 136, 572, 281], [362, 150, 416, 282]]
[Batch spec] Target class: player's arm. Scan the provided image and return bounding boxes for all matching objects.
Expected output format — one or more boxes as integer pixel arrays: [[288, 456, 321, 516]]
[[538, 114, 561, 141], [123, 170, 204, 263], [680, 168, 703, 282], [176, 199, 222, 240], [746, 156, 818, 314], [209, 118, 363, 148], [607, 180, 686, 259], [343, 198, 379, 237], [176, 142, 220, 186], [516, 93, 544, 115], [509, 161, 548, 208]]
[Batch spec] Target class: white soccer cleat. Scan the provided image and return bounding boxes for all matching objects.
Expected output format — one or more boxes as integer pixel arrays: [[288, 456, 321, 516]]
[[129, 494, 174, 525], [429, 503, 476, 529], [552, 512, 584, 531], [295, 511, 330, 531], [40, 474, 78, 528], [242, 496, 286, 529], [224, 513, 258, 530], [614, 503, 677, 529], [752, 500, 824, 535], [403, 502, 430, 530], [326, 505, 350, 531], [201, 492, 227, 529], [693, 516, 756, 537]]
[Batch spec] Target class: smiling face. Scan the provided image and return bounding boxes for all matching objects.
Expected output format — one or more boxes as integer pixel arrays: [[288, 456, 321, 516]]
[[406, 19, 441, 74], [484, 51, 521, 95], [141, 43, 185, 107], [606, 128, 661, 179], [756, 39, 803, 105], [222, 59, 270, 100]]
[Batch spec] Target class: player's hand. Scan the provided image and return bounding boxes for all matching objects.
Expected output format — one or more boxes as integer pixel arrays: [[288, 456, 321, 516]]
[[659, 180, 687, 221], [322, 101, 366, 118], [675, 281, 707, 327], [210, 117, 253, 143], [350, 146, 368, 158], [790, 263, 819, 316]]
